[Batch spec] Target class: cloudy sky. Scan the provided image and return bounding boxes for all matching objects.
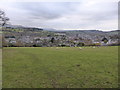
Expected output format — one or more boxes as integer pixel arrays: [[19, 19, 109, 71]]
[[0, 0, 119, 31]]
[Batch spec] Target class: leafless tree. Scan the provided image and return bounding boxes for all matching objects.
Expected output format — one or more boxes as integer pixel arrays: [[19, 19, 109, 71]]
[[0, 10, 9, 47], [0, 10, 9, 26]]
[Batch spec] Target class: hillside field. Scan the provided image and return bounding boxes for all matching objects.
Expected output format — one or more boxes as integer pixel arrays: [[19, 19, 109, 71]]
[[2, 46, 118, 88]]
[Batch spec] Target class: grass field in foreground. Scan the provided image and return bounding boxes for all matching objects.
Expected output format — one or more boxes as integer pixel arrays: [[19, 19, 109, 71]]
[[2, 46, 118, 88]]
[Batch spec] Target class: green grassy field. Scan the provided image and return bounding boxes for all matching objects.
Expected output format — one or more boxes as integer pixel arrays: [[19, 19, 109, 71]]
[[2, 46, 118, 88]]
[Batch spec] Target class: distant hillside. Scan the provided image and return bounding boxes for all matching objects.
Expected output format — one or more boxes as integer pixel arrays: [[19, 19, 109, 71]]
[[2, 24, 120, 47], [3, 24, 119, 36], [105, 30, 119, 35], [3, 24, 43, 31]]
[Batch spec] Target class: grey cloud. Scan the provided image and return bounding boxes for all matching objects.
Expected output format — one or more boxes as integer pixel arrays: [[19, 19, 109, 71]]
[[14, 2, 81, 20], [0, 1, 118, 30]]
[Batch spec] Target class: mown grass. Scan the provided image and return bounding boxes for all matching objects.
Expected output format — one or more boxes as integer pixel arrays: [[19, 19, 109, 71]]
[[2, 46, 118, 88]]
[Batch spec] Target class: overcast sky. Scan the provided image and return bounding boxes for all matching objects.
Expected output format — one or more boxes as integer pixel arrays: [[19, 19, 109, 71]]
[[0, 0, 119, 31]]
